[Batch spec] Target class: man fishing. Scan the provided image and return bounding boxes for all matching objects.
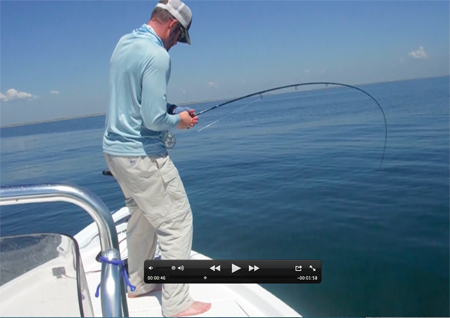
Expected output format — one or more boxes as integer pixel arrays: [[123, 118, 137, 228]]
[[102, 0, 211, 316]]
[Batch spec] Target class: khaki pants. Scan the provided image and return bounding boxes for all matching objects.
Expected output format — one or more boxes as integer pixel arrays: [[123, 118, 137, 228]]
[[104, 153, 194, 317]]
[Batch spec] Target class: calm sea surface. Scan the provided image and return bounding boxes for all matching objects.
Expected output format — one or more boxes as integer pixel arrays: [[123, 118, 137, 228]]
[[1, 76, 449, 316]]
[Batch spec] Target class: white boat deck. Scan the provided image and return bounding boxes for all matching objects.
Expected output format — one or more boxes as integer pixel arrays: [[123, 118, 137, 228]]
[[80, 229, 300, 317], [0, 207, 300, 317]]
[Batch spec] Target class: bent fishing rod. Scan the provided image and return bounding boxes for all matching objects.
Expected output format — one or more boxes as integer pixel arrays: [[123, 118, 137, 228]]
[[193, 81, 387, 168], [103, 81, 387, 178]]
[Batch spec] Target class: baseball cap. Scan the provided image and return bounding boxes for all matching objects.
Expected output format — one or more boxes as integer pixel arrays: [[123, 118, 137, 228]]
[[156, 0, 192, 44]]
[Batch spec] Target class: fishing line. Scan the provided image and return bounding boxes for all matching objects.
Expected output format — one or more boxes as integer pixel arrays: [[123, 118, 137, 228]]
[[193, 82, 387, 168], [197, 96, 262, 132]]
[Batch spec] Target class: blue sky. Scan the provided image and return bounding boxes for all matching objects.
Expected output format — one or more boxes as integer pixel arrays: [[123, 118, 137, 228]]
[[1, 0, 448, 126]]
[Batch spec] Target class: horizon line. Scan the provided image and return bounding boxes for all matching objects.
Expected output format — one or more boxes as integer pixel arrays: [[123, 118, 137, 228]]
[[1, 75, 448, 129]]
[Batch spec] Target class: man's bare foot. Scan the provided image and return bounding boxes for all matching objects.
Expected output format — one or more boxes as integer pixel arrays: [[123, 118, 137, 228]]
[[174, 301, 211, 317], [128, 284, 162, 298]]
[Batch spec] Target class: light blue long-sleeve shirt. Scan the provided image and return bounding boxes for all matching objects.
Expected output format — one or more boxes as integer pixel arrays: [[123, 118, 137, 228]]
[[103, 24, 180, 156]]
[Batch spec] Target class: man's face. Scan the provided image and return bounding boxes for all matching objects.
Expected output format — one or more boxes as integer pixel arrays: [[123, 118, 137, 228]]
[[165, 23, 182, 52]]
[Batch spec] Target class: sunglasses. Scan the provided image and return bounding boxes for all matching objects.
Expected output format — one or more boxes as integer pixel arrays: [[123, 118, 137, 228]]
[[177, 22, 186, 41]]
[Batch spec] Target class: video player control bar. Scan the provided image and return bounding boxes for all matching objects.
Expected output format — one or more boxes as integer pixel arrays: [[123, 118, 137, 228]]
[[144, 260, 321, 284]]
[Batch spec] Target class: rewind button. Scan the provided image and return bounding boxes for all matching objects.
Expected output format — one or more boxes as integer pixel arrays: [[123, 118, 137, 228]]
[[210, 265, 221, 272]]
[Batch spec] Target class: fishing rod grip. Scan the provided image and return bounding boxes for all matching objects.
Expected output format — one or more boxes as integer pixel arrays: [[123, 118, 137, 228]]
[[102, 170, 114, 177]]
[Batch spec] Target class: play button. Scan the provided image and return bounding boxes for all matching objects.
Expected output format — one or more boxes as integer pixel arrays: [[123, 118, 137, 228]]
[[231, 264, 241, 273]]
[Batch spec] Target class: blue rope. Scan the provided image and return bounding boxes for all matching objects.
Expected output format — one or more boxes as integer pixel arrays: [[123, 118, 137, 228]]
[[95, 256, 136, 298]]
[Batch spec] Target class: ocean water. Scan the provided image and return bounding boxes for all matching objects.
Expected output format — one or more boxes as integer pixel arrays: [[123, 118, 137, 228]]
[[1, 76, 448, 316]]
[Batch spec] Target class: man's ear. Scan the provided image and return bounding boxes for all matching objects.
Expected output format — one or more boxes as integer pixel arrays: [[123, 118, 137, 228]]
[[168, 19, 178, 31]]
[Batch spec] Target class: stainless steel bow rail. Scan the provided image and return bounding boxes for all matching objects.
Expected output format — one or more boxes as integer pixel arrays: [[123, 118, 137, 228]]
[[0, 184, 129, 317]]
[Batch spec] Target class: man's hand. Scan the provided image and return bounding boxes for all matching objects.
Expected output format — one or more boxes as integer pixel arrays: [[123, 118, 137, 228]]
[[177, 110, 198, 129]]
